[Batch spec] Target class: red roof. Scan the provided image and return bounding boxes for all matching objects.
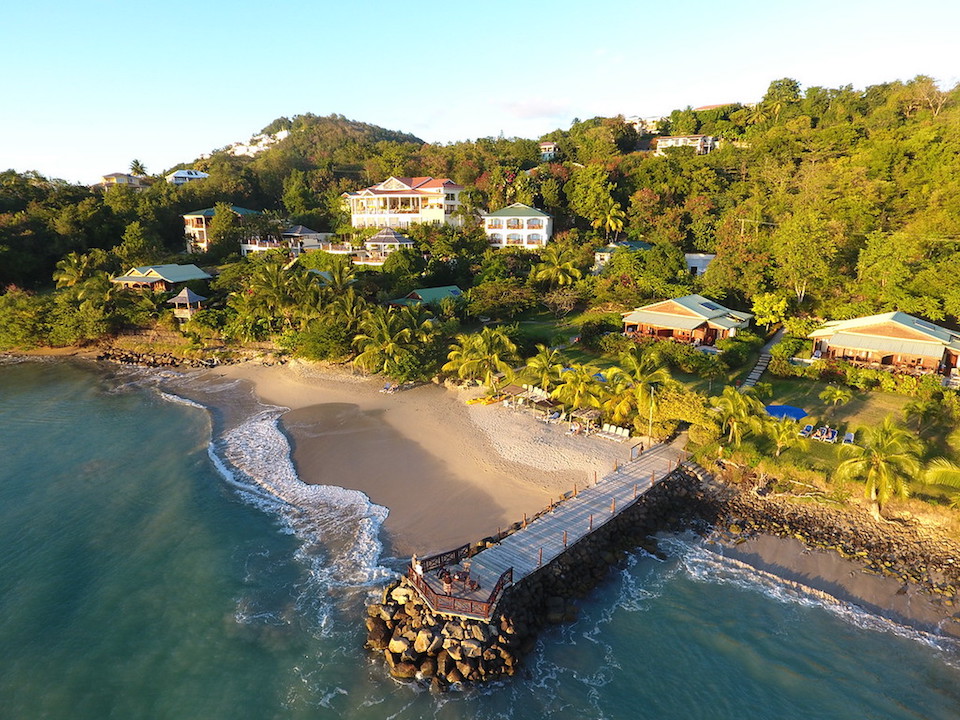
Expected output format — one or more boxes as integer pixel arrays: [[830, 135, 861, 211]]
[[351, 176, 462, 196]]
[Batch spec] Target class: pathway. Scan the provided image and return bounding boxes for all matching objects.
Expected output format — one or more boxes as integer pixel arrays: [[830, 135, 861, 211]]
[[412, 436, 688, 619], [740, 327, 785, 391]]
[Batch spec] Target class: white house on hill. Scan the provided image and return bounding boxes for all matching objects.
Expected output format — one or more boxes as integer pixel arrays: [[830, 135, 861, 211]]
[[482, 203, 552, 249], [166, 169, 210, 185], [343, 177, 463, 229]]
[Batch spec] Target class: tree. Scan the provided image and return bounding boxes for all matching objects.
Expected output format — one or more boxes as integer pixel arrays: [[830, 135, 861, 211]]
[[442, 326, 519, 388], [114, 221, 163, 267], [591, 198, 626, 240], [772, 210, 837, 304], [532, 246, 583, 287], [819, 385, 853, 418], [564, 164, 615, 227], [206, 203, 246, 257], [550, 363, 604, 409], [712, 385, 764, 446], [521, 344, 567, 391], [353, 307, 416, 378], [763, 416, 803, 457], [835, 417, 922, 519], [129, 159, 146, 177], [52, 249, 111, 289], [751, 293, 788, 330]]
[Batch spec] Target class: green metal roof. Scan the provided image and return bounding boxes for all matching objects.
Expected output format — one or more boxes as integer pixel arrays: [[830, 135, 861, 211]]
[[809, 311, 960, 349], [598, 240, 652, 253], [182, 205, 261, 217], [825, 332, 949, 359], [389, 285, 463, 305], [485, 203, 550, 218], [113, 264, 212, 284], [622, 294, 751, 330]]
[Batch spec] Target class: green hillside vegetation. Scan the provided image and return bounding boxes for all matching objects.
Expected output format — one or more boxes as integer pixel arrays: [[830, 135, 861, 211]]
[[4, 77, 960, 522]]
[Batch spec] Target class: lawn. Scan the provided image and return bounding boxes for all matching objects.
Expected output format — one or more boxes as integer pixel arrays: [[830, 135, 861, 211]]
[[765, 377, 909, 431]]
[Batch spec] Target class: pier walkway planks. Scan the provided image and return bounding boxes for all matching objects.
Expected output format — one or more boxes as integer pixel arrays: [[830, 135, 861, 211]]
[[412, 437, 687, 620]]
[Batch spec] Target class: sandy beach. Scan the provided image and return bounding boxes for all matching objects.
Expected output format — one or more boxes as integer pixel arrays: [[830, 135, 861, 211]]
[[212, 360, 631, 555]]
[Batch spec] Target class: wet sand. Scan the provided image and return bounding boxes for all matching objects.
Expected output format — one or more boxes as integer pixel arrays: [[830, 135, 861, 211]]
[[711, 534, 960, 639]]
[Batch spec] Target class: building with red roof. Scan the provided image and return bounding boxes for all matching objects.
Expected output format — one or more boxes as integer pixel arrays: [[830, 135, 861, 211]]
[[343, 176, 464, 229]]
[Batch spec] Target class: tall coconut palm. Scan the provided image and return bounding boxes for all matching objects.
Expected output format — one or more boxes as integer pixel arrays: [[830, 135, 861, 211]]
[[761, 416, 804, 457], [591, 199, 627, 240], [521, 344, 567, 391], [532, 246, 583, 287], [319, 256, 356, 297], [353, 308, 415, 377], [903, 397, 943, 437], [551, 363, 604, 410], [712, 385, 763, 446], [443, 326, 519, 388], [835, 416, 922, 519], [129, 159, 147, 177], [53, 251, 107, 289]]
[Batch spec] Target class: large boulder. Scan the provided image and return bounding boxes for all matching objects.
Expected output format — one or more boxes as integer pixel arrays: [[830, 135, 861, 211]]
[[365, 617, 391, 650], [413, 629, 435, 654], [390, 661, 419, 679], [387, 636, 410, 655], [391, 586, 414, 605], [442, 638, 463, 661], [460, 638, 483, 659]]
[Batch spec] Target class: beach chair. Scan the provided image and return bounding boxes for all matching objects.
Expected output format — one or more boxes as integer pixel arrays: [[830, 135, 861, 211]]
[[842, 431, 855, 445], [825, 428, 838, 443], [617, 427, 630, 439], [601, 423, 612, 436], [798, 424, 813, 438]]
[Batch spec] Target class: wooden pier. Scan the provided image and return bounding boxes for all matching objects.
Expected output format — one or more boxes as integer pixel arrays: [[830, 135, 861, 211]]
[[408, 437, 688, 620]]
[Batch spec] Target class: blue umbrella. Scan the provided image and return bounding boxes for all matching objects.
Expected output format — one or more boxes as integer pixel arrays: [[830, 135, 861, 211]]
[[765, 404, 807, 421]]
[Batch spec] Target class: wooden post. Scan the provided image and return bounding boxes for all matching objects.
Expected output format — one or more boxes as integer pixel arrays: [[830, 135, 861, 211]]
[[634, 483, 638, 499], [573, 484, 578, 497], [589, 514, 593, 530], [523, 513, 527, 528], [594, 470, 598, 485], [538, 547, 543, 567], [611, 498, 616, 515], [563, 530, 567, 547], [498, 526, 502, 541], [651, 471, 655, 485], [614, 460, 619, 472]]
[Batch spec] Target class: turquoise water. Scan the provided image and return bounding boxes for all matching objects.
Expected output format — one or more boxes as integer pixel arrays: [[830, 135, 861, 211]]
[[2, 361, 959, 719]]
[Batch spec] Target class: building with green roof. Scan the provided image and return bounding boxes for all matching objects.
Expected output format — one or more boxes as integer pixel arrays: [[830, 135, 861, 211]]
[[593, 240, 652, 272], [482, 203, 552, 249], [182, 205, 262, 253], [387, 285, 463, 307], [809, 311, 960, 373], [621, 294, 752, 345], [111, 264, 212, 291]]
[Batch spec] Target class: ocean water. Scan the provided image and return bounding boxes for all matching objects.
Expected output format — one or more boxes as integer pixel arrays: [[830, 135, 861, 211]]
[[2, 360, 959, 720]]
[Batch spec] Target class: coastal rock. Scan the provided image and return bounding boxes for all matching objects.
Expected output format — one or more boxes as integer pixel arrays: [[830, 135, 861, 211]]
[[391, 587, 414, 605], [365, 617, 390, 650], [442, 638, 463, 661], [387, 636, 410, 655], [420, 657, 437, 678], [390, 661, 418, 679], [460, 638, 483, 659], [413, 629, 435, 654]]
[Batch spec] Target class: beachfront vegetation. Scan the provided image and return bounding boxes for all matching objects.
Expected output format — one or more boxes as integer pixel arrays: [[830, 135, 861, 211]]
[[4, 76, 960, 519]]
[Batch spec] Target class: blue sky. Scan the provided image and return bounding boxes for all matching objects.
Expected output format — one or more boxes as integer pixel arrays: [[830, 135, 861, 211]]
[[2, 0, 958, 184]]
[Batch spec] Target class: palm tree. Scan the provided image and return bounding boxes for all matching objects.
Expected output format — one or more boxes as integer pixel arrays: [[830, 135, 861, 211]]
[[819, 385, 853, 418], [835, 417, 922, 519], [328, 289, 368, 335], [443, 327, 519, 388], [762, 416, 804, 457], [319, 256, 356, 297], [591, 199, 626, 240], [551, 363, 604, 410], [520, 344, 567, 391], [903, 397, 943, 437], [712, 385, 763, 446], [129, 159, 147, 177], [921, 458, 960, 508], [53, 251, 107, 289], [532, 246, 583, 287], [353, 308, 415, 377]]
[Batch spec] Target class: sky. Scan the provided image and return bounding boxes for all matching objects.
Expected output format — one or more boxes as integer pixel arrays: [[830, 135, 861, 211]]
[[2, 0, 958, 185]]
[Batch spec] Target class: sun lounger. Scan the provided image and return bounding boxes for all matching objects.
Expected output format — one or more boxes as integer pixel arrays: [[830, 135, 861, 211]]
[[824, 428, 838, 443], [842, 431, 855, 445], [799, 424, 813, 438]]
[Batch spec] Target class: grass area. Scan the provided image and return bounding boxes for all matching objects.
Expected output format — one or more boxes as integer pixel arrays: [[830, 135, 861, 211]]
[[765, 377, 909, 431]]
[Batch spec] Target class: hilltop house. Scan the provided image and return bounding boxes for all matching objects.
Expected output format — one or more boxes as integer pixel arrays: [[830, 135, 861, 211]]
[[593, 240, 652, 272], [539, 141, 558, 161], [343, 177, 463, 229], [387, 285, 463, 308], [182, 205, 261, 253], [165, 169, 209, 185], [482, 203, 553, 249], [684, 252, 715, 276], [111, 264, 211, 291], [808, 312, 960, 374], [653, 135, 716, 156], [96, 173, 150, 191], [353, 228, 417, 266], [622, 294, 751, 345]]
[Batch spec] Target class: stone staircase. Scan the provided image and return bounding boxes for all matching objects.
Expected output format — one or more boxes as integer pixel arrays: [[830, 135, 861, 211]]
[[740, 352, 771, 390]]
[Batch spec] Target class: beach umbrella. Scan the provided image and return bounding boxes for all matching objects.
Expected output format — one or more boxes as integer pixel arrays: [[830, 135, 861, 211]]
[[764, 404, 807, 421]]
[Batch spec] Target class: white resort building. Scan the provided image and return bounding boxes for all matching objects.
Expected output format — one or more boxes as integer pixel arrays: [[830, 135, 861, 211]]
[[166, 169, 210, 185], [653, 135, 717, 156], [343, 177, 463, 229], [482, 203, 553, 249]]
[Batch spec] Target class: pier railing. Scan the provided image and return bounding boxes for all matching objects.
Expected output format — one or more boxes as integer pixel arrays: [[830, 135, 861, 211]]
[[407, 565, 514, 621], [419, 543, 471, 573]]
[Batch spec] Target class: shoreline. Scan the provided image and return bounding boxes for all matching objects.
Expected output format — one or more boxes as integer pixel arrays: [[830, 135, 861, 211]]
[[4, 351, 959, 644]]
